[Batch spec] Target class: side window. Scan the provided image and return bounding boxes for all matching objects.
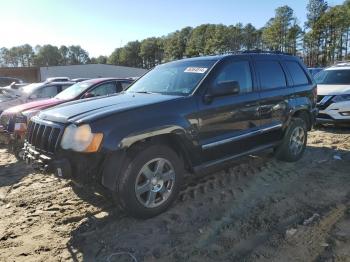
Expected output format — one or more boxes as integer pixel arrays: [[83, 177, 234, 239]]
[[255, 61, 287, 90], [61, 84, 72, 91], [214, 61, 253, 94], [36, 85, 59, 98], [90, 82, 116, 96], [285, 61, 309, 86]]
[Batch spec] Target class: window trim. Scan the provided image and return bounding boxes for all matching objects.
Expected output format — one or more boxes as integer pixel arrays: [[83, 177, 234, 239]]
[[283, 60, 311, 87], [255, 60, 288, 91]]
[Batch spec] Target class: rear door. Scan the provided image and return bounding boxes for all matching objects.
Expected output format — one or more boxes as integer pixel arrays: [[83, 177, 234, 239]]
[[253, 57, 294, 146], [197, 57, 261, 162]]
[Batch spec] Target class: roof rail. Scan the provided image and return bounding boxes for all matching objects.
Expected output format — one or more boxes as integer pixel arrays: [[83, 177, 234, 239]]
[[241, 49, 293, 56]]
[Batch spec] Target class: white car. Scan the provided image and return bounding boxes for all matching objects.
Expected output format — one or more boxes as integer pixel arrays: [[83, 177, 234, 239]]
[[315, 63, 350, 124], [0, 81, 74, 114]]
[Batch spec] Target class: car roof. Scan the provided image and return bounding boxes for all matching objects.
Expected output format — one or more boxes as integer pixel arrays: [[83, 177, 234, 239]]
[[82, 78, 134, 85], [170, 52, 298, 64]]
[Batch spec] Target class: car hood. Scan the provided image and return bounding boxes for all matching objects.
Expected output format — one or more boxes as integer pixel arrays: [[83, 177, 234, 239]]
[[317, 84, 350, 96], [4, 98, 67, 114], [38, 92, 181, 124]]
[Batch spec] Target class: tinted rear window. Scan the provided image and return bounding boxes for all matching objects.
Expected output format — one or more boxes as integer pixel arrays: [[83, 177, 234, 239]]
[[255, 61, 287, 90], [285, 61, 309, 86]]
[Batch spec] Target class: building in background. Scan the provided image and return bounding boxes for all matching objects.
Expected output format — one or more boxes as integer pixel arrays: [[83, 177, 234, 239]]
[[0, 64, 147, 83]]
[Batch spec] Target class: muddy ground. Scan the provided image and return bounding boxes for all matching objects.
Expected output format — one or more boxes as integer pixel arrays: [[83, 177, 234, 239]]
[[0, 126, 349, 262]]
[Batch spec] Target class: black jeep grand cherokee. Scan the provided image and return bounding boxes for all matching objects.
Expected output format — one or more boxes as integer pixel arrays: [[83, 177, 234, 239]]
[[24, 53, 317, 218]]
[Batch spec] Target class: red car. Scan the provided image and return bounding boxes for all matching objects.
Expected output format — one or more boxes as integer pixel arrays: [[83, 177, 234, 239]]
[[0, 78, 134, 157]]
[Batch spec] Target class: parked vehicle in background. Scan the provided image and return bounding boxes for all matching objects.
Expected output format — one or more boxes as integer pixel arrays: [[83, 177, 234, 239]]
[[315, 62, 350, 124], [0, 78, 134, 157], [23, 52, 317, 218], [0, 77, 24, 87], [45, 77, 70, 82], [0, 81, 74, 114], [308, 67, 323, 76], [0, 78, 133, 156]]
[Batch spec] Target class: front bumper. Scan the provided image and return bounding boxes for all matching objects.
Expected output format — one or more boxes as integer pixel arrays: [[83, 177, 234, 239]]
[[23, 142, 105, 183], [317, 101, 350, 124], [23, 142, 54, 171]]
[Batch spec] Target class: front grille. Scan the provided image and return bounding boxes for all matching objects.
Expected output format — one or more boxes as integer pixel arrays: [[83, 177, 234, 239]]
[[26, 117, 64, 154], [317, 95, 334, 110], [317, 95, 325, 103]]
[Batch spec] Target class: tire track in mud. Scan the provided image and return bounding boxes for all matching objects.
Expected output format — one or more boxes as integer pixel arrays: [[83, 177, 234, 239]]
[[88, 147, 349, 261], [78, 152, 321, 261]]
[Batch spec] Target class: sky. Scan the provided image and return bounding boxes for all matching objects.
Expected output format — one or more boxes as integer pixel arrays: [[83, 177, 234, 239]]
[[0, 0, 344, 57]]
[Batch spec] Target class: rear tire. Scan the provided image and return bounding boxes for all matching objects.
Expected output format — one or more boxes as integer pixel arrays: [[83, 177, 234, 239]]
[[275, 117, 307, 162], [115, 144, 184, 219]]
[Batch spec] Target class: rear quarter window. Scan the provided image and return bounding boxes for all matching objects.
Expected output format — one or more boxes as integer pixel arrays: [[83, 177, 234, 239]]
[[285, 61, 309, 86], [255, 61, 287, 90]]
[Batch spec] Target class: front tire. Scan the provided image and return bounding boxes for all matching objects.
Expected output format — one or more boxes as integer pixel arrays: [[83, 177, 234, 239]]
[[275, 117, 307, 162], [115, 144, 184, 219]]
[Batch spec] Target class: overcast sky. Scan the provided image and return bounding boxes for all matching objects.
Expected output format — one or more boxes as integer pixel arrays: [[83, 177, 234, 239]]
[[1, 0, 344, 57]]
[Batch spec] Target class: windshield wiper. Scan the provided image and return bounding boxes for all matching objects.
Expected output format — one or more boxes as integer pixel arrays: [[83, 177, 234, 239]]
[[135, 91, 154, 94]]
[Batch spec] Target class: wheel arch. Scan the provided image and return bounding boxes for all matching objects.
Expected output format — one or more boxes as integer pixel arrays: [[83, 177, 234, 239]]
[[101, 131, 197, 192], [291, 109, 312, 130]]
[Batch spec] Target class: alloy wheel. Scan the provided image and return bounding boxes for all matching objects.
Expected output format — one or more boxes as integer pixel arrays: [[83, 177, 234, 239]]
[[135, 158, 176, 208], [289, 126, 305, 156]]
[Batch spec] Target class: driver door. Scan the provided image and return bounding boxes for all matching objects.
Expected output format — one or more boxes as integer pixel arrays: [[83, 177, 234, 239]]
[[196, 57, 261, 163]]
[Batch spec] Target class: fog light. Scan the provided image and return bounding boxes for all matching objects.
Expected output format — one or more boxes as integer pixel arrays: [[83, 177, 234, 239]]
[[340, 111, 350, 116]]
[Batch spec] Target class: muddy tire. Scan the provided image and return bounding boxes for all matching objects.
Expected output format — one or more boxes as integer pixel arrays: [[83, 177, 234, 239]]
[[275, 117, 307, 162], [115, 145, 184, 219]]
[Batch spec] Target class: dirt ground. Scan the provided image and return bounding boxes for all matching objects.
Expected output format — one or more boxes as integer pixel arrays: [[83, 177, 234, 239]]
[[0, 126, 349, 262]]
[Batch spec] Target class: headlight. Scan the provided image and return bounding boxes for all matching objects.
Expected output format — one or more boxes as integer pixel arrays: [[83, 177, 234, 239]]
[[60, 124, 103, 152], [332, 94, 350, 103]]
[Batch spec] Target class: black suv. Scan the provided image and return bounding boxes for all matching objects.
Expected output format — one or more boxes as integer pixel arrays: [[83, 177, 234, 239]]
[[23, 53, 317, 218]]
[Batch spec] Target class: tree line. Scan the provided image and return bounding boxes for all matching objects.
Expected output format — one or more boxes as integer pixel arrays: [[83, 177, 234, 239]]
[[1, 0, 349, 69]]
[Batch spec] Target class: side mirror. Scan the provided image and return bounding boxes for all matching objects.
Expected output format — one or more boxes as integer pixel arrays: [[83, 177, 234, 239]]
[[83, 92, 95, 98], [204, 81, 240, 103]]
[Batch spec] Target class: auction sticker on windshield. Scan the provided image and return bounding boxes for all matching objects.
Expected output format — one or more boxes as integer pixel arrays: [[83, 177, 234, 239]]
[[184, 67, 208, 74]]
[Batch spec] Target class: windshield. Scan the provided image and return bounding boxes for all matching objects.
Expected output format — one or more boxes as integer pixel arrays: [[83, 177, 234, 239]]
[[315, 69, 350, 85], [55, 81, 94, 100], [126, 60, 216, 96], [20, 83, 43, 94]]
